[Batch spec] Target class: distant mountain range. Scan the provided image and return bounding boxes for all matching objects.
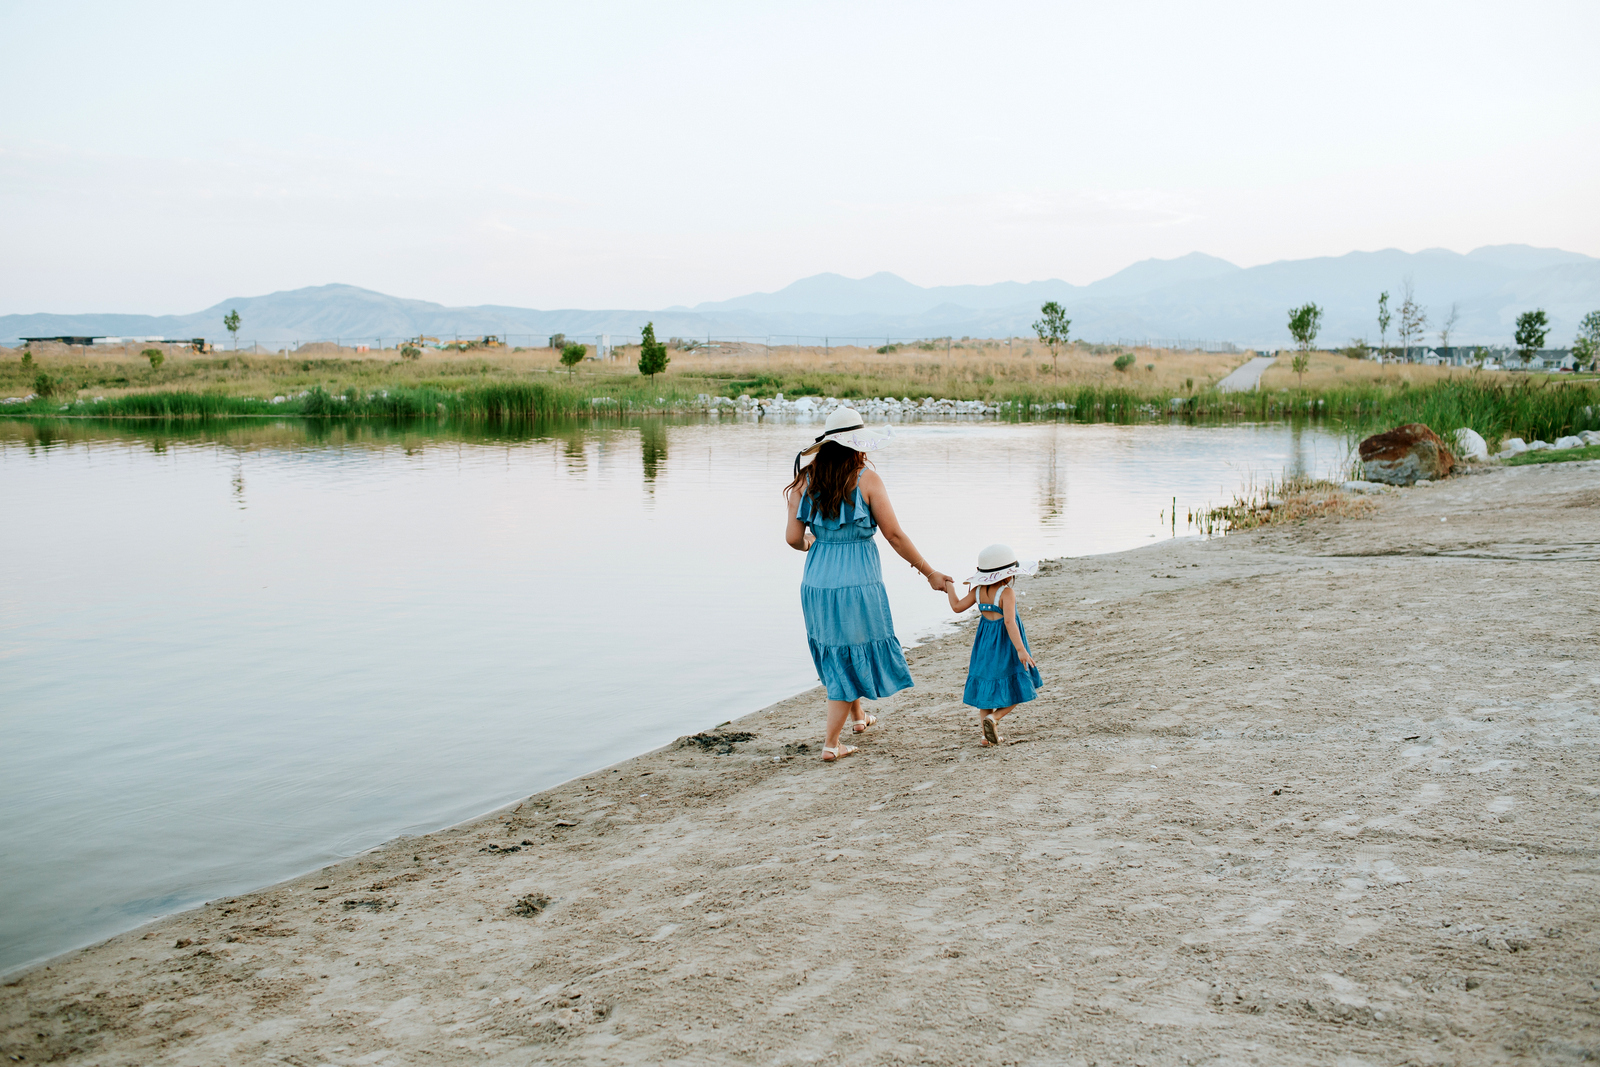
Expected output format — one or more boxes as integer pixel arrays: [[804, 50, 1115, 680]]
[[5, 245, 1596, 349]]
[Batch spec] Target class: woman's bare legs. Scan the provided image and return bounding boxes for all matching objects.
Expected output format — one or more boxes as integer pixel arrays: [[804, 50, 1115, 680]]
[[847, 697, 878, 733], [823, 698, 858, 759]]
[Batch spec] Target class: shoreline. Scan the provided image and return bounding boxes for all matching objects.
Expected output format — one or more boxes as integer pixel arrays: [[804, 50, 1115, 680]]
[[0, 528, 1201, 984], [4, 460, 1598, 1064]]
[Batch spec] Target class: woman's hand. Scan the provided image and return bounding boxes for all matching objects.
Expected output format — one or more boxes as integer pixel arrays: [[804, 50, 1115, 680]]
[[803, 530, 815, 551]]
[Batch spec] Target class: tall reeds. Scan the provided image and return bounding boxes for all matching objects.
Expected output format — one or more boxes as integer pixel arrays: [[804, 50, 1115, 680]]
[[5, 372, 1595, 447]]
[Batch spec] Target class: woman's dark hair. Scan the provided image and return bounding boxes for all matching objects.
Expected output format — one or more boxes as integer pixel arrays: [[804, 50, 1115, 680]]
[[786, 442, 867, 520]]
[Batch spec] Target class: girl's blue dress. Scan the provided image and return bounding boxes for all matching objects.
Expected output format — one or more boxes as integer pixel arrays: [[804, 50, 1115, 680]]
[[797, 487, 914, 702], [963, 592, 1043, 709]]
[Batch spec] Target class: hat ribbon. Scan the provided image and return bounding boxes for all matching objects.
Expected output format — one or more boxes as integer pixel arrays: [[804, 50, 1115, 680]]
[[977, 559, 1018, 573], [814, 421, 864, 443]]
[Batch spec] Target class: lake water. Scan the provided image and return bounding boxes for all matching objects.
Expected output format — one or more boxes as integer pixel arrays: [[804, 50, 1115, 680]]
[[0, 415, 1349, 973]]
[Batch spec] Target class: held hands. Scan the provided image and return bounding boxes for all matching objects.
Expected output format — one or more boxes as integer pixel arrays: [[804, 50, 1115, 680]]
[[925, 570, 954, 592]]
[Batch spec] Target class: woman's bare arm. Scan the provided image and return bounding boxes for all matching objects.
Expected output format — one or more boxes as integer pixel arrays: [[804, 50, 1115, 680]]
[[784, 488, 813, 552], [857, 469, 951, 590]]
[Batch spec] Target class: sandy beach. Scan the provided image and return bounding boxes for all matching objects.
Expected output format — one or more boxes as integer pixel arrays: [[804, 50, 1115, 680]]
[[3, 460, 1597, 1066]]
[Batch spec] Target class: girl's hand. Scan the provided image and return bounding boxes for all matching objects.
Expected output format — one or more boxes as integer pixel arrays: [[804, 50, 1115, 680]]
[[1016, 649, 1037, 669]]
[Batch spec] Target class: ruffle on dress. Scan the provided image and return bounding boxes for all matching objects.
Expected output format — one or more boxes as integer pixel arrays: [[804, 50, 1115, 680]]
[[795, 487, 875, 535]]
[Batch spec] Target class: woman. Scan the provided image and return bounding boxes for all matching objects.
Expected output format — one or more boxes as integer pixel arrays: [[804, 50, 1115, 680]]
[[785, 408, 953, 761]]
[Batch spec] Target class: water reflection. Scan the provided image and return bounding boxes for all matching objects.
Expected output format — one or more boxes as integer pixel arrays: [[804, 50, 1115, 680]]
[[0, 414, 1351, 976], [1037, 434, 1065, 523], [641, 420, 668, 493]]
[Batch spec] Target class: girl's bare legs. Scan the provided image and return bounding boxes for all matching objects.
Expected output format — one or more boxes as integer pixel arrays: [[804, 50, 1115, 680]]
[[979, 704, 1018, 746], [823, 698, 858, 759]]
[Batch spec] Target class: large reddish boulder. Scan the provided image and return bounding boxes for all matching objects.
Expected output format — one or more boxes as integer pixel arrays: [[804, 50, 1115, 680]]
[[1358, 423, 1456, 485]]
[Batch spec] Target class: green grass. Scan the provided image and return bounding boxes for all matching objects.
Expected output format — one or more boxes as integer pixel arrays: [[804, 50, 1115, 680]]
[[1502, 444, 1600, 465], [0, 380, 704, 420]]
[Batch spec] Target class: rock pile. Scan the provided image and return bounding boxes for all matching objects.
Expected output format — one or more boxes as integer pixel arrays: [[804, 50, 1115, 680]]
[[694, 394, 999, 417], [1495, 429, 1600, 458]]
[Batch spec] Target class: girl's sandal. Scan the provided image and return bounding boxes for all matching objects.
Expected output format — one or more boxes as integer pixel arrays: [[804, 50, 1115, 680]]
[[821, 745, 858, 762], [851, 713, 878, 734], [981, 715, 1001, 747]]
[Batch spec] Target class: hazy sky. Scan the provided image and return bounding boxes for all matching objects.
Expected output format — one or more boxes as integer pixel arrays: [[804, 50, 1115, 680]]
[[3, 1, 1597, 314]]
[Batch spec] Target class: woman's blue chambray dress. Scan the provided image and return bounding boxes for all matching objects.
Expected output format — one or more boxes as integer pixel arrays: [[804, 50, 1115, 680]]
[[962, 585, 1044, 709], [797, 485, 914, 701]]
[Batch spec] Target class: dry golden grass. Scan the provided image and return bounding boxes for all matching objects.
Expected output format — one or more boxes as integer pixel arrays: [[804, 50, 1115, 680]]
[[1258, 350, 1481, 391], [3, 340, 1253, 401], [560, 340, 1249, 398], [1197, 475, 1377, 534]]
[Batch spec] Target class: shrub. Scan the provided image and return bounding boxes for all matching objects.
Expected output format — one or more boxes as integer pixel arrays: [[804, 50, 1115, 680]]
[[400, 345, 422, 361], [21, 350, 33, 368], [142, 347, 164, 369], [548, 333, 566, 351], [33, 371, 65, 397], [1113, 353, 1136, 372]]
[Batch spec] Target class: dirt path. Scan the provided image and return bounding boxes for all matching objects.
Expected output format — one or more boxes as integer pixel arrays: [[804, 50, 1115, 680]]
[[1214, 355, 1278, 393], [4, 461, 1597, 1066]]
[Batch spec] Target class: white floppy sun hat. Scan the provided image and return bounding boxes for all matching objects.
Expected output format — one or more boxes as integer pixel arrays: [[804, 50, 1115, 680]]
[[795, 407, 893, 465], [965, 543, 1039, 586]]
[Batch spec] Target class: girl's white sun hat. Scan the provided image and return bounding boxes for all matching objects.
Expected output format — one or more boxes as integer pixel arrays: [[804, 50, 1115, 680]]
[[795, 407, 893, 470], [965, 543, 1038, 586]]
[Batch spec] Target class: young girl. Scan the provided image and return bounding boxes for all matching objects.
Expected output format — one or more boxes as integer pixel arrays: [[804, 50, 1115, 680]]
[[945, 544, 1042, 746]]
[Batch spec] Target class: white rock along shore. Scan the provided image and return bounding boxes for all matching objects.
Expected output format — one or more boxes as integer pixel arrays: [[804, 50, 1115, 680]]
[[3, 460, 1598, 1066]]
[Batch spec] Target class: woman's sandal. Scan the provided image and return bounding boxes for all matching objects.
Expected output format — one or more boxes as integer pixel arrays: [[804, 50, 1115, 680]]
[[981, 715, 1001, 747], [850, 713, 877, 734], [821, 744, 858, 762]]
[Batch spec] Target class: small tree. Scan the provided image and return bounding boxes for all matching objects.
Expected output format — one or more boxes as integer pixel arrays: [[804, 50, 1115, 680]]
[[1437, 302, 1460, 351], [142, 347, 164, 370], [1396, 279, 1427, 362], [1032, 301, 1071, 376], [1514, 309, 1549, 367], [637, 322, 669, 379], [223, 309, 241, 350], [560, 342, 587, 374], [1570, 310, 1600, 372], [1376, 291, 1391, 359], [1286, 302, 1323, 386]]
